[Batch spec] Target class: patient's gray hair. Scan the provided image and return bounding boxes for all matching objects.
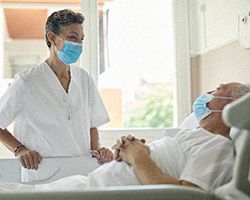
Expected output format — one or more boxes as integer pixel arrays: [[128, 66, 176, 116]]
[[231, 83, 250, 98]]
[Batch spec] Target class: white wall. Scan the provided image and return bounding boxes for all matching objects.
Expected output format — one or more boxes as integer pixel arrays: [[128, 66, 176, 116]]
[[190, 0, 250, 55], [189, 0, 250, 99], [193, 41, 250, 96]]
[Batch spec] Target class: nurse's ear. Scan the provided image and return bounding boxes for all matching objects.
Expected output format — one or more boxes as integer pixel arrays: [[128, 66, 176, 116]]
[[47, 31, 59, 49]]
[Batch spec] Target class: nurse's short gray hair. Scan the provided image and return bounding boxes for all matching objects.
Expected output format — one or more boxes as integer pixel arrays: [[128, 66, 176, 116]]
[[45, 9, 85, 48], [231, 83, 250, 98]]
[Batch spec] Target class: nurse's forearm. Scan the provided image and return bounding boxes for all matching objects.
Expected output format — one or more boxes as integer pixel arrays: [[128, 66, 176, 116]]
[[0, 128, 23, 153], [90, 127, 101, 150]]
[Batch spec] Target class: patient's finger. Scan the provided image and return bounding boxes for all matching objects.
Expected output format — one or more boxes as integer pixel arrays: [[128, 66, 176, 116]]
[[127, 134, 135, 141], [121, 136, 127, 144], [114, 150, 122, 161], [112, 138, 123, 150], [140, 139, 146, 144], [111, 143, 118, 150]]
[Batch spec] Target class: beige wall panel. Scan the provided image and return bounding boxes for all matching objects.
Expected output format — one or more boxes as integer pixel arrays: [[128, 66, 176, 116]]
[[191, 41, 250, 99]]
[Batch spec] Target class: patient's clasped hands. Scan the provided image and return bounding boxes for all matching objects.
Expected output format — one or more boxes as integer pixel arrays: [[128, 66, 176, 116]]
[[112, 135, 149, 165]]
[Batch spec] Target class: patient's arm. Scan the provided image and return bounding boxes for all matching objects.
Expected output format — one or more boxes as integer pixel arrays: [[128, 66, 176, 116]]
[[119, 138, 200, 188]]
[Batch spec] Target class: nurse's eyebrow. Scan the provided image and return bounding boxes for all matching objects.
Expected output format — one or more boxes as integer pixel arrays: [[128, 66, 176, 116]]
[[68, 32, 84, 39], [68, 32, 78, 36]]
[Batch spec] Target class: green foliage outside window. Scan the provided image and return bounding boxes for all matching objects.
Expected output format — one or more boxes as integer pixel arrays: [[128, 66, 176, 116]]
[[124, 85, 173, 128]]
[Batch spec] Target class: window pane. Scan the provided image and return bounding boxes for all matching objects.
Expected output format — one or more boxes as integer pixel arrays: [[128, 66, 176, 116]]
[[98, 0, 175, 128]]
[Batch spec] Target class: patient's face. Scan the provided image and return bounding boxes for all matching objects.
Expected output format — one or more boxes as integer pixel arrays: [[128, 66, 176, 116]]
[[207, 82, 241, 110]]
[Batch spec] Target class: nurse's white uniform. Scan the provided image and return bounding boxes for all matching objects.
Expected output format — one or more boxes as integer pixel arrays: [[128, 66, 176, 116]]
[[0, 62, 110, 181]]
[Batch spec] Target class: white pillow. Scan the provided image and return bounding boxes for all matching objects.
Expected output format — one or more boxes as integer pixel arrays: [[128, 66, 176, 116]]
[[179, 113, 240, 142], [178, 113, 198, 129]]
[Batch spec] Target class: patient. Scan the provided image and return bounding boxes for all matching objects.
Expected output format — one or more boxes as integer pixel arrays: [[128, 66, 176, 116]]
[[1, 82, 249, 192], [87, 82, 250, 191]]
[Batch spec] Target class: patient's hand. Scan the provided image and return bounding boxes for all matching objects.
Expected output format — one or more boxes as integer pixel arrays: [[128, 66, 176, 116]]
[[91, 147, 114, 165], [119, 138, 150, 166], [112, 135, 146, 162]]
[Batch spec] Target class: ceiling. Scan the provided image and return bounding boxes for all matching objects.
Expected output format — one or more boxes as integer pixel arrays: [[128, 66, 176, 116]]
[[4, 9, 48, 39], [3, 0, 113, 39]]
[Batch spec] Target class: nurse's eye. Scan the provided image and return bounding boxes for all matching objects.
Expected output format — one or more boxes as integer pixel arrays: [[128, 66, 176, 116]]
[[67, 36, 78, 42]]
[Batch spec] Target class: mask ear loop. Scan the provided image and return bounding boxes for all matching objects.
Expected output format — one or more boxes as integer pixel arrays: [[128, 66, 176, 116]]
[[210, 96, 235, 113], [213, 96, 236, 100], [210, 110, 222, 112]]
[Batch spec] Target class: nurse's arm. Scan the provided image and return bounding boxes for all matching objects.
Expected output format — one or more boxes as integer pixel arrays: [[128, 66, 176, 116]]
[[90, 127, 101, 150], [90, 127, 113, 164], [0, 128, 42, 170]]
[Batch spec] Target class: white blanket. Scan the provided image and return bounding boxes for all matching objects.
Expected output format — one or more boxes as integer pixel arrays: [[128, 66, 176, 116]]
[[0, 137, 172, 191], [87, 136, 180, 187], [0, 175, 88, 192]]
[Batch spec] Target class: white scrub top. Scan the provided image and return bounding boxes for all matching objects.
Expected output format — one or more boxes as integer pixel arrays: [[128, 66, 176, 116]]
[[0, 62, 110, 157]]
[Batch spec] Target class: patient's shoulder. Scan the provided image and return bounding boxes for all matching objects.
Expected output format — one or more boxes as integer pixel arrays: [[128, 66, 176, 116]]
[[173, 128, 233, 152]]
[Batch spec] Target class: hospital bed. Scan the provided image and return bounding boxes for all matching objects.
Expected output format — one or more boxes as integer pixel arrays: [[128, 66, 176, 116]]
[[0, 93, 249, 200]]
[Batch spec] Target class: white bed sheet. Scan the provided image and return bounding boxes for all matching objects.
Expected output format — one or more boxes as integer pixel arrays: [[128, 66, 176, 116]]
[[0, 156, 99, 184]]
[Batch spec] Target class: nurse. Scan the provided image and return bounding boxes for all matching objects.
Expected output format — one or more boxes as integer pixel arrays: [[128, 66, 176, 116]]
[[0, 9, 113, 170]]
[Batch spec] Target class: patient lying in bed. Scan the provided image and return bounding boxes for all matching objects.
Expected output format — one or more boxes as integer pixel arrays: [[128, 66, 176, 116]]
[[1, 82, 249, 192], [0, 128, 234, 192]]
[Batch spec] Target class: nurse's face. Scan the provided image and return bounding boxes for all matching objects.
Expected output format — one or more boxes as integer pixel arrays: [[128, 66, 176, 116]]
[[55, 23, 85, 50]]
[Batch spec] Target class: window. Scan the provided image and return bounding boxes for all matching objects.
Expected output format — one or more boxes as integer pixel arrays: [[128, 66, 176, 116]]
[[98, 0, 176, 130]]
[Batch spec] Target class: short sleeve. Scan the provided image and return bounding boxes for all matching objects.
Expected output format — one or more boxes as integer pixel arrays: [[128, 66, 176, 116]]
[[179, 138, 234, 191], [89, 77, 110, 128], [0, 75, 25, 129]]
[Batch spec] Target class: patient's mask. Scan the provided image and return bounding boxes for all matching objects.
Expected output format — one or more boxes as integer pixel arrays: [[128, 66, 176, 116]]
[[58, 39, 83, 64], [192, 93, 235, 122]]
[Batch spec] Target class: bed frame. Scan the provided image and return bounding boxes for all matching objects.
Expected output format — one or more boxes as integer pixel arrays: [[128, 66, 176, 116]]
[[0, 93, 249, 200]]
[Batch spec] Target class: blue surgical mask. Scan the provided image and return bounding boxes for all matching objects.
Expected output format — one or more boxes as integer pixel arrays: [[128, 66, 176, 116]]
[[192, 93, 235, 122], [58, 40, 83, 64]]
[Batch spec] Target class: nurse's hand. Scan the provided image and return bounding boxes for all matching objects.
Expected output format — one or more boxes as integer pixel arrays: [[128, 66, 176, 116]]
[[16, 146, 42, 170], [91, 147, 113, 165]]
